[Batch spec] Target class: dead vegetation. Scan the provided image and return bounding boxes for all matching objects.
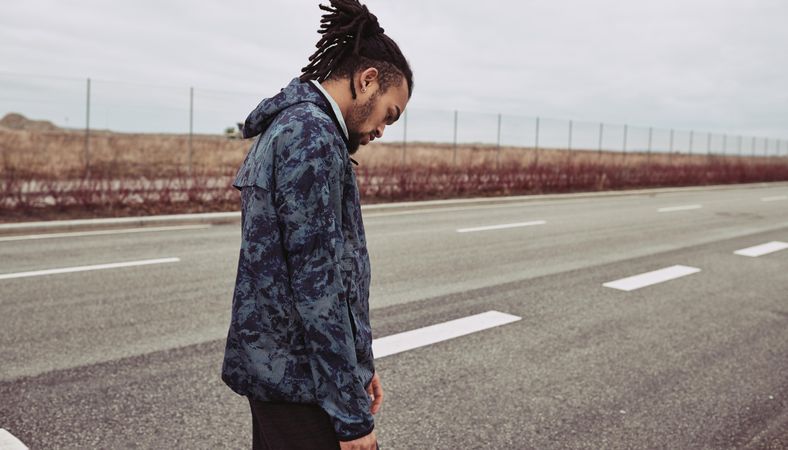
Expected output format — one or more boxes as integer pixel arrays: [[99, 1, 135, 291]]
[[1, 113, 787, 222]]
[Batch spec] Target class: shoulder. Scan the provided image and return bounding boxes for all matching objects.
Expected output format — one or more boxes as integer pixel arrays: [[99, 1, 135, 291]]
[[273, 102, 346, 166], [276, 103, 339, 143]]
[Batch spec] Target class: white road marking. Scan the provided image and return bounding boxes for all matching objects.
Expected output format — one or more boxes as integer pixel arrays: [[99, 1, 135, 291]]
[[761, 195, 787, 202], [457, 220, 546, 233], [603, 265, 702, 291], [0, 257, 180, 280], [0, 429, 29, 450], [0, 212, 238, 231], [372, 310, 521, 359], [366, 202, 554, 219], [733, 241, 788, 257], [0, 224, 211, 242], [657, 204, 703, 212]]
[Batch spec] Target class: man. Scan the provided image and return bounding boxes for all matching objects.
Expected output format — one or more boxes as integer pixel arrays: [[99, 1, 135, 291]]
[[221, 1, 413, 449]]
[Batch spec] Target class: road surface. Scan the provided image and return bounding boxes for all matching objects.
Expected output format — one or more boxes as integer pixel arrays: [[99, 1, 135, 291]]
[[1, 183, 787, 449]]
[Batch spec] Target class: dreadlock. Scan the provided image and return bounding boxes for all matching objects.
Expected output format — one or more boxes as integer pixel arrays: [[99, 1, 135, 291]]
[[299, 0, 413, 100]]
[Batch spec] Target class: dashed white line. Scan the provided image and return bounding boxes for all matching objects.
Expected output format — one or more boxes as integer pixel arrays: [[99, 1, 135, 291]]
[[603, 264, 702, 291], [0, 225, 211, 242], [0, 429, 29, 450], [761, 196, 787, 202], [372, 310, 521, 359], [457, 220, 546, 233], [657, 204, 703, 212], [0, 257, 181, 280], [733, 241, 788, 257]]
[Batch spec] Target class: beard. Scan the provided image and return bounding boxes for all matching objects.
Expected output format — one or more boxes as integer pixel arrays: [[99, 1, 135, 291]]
[[345, 91, 378, 155], [347, 131, 363, 155]]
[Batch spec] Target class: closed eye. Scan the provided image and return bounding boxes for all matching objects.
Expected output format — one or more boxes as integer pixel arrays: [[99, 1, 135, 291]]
[[386, 109, 398, 125]]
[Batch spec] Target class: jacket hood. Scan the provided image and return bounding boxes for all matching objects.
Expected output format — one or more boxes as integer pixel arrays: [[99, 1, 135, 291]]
[[240, 77, 334, 140]]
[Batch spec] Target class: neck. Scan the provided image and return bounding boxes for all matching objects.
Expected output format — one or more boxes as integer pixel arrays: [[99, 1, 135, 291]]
[[319, 77, 354, 120]]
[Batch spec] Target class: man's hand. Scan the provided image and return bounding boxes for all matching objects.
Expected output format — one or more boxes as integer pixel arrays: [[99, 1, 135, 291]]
[[339, 430, 378, 450], [366, 372, 384, 414], [339, 373, 384, 449]]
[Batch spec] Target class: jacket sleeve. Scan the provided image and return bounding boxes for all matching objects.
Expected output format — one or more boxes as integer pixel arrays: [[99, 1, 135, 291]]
[[274, 119, 374, 441]]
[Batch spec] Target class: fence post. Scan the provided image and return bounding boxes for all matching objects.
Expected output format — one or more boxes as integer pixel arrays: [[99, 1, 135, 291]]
[[453, 109, 458, 165], [706, 132, 712, 156], [496, 113, 501, 169], [722, 134, 727, 155], [738, 135, 742, 156], [85, 77, 91, 177], [752, 137, 756, 157], [669, 129, 674, 153], [622, 124, 628, 161], [534, 116, 540, 165], [598, 122, 604, 159], [189, 86, 194, 176], [568, 120, 573, 152], [689, 130, 694, 154], [402, 109, 407, 165], [765, 138, 769, 157]]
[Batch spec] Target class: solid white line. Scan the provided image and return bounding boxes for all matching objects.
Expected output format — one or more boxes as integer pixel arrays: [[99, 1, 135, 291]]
[[0, 429, 29, 450], [457, 220, 546, 233], [0, 224, 211, 242], [657, 204, 703, 212], [0, 257, 181, 280], [733, 241, 788, 257], [0, 211, 239, 231], [603, 264, 701, 291], [372, 310, 521, 359], [365, 202, 557, 219], [761, 196, 787, 202]]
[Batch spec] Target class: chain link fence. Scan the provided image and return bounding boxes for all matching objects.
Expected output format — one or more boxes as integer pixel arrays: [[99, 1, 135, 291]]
[[2, 72, 787, 178]]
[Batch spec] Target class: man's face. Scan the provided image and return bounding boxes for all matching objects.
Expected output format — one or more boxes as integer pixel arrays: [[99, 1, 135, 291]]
[[345, 76, 409, 155]]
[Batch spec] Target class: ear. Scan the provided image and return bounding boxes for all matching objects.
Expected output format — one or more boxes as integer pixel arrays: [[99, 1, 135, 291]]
[[359, 67, 380, 90]]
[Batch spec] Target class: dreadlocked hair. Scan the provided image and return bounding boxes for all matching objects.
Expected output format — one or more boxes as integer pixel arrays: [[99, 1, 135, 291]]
[[299, 0, 413, 100]]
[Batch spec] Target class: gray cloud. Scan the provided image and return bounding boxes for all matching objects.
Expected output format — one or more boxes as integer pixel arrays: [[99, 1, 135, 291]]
[[1, 0, 786, 140]]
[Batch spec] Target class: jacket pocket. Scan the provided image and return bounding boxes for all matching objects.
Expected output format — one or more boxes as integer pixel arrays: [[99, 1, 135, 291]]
[[345, 292, 359, 342], [343, 274, 373, 364]]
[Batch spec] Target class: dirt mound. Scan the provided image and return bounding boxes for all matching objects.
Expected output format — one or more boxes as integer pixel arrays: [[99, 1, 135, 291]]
[[0, 113, 59, 131]]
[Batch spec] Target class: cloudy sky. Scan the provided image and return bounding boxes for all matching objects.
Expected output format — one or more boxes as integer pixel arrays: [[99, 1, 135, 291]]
[[2, 0, 787, 145]]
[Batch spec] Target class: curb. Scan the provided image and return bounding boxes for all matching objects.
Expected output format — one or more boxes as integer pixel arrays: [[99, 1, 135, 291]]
[[1, 181, 786, 236], [360, 181, 788, 211]]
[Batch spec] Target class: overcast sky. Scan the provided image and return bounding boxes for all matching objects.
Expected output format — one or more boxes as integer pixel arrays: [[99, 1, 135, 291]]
[[2, 0, 787, 142]]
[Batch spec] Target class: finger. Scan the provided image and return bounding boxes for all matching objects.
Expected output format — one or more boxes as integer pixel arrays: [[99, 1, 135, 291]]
[[366, 374, 378, 395], [373, 380, 384, 401], [371, 392, 383, 414]]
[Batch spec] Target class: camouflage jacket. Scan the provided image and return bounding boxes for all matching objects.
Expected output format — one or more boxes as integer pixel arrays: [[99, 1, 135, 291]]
[[221, 77, 376, 441]]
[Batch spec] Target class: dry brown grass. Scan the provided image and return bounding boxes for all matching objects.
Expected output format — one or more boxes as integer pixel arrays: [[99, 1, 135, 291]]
[[0, 127, 767, 178], [354, 141, 746, 169], [0, 128, 247, 178]]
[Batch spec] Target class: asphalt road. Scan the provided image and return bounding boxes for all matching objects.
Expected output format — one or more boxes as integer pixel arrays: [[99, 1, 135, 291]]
[[1, 183, 787, 449]]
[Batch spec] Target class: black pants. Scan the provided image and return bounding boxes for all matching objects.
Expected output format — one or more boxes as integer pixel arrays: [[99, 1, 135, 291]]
[[247, 396, 342, 450]]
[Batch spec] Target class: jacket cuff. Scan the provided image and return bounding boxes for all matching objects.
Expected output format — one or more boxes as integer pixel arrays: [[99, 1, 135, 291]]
[[337, 422, 374, 442]]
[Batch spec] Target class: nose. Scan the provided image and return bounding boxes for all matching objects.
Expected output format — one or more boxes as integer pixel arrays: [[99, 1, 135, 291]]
[[374, 126, 384, 139]]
